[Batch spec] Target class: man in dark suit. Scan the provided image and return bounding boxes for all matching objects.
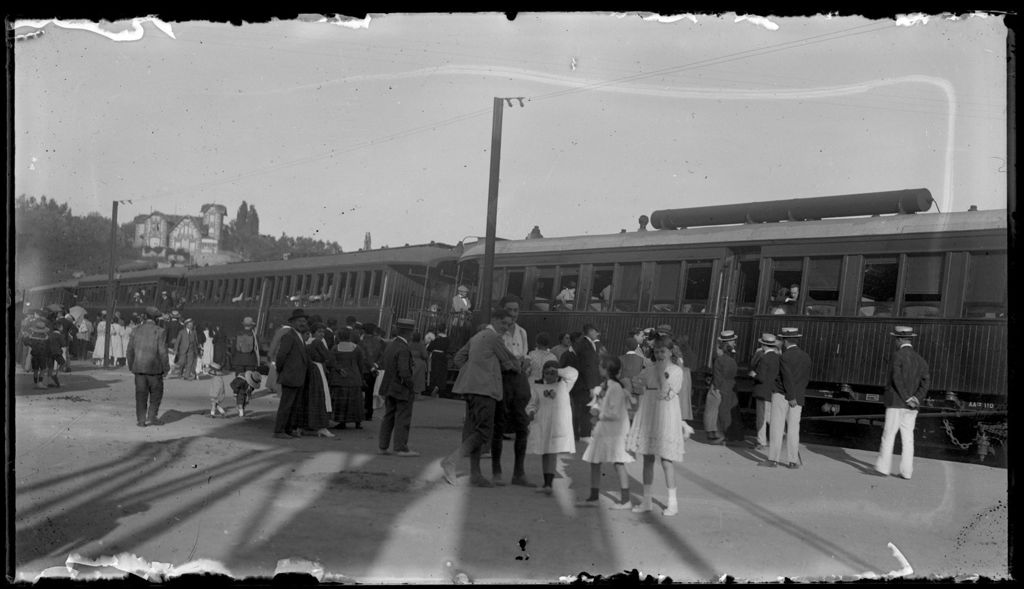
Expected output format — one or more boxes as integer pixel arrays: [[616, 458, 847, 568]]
[[570, 324, 602, 441], [172, 318, 201, 380], [874, 325, 930, 479], [273, 308, 311, 438], [761, 327, 812, 469], [378, 318, 419, 456], [127, 307, 170, 427], [441, 308, 518, 486], [163, 310, 183, 371]]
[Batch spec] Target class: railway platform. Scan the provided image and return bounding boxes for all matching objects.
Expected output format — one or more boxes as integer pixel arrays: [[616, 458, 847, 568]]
[[11, 360, 1010, 582]]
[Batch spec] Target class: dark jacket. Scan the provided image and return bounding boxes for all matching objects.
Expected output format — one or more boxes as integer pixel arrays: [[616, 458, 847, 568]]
[[358, 334, 385, 373], [379, 336, 414, 401], [275, 328, 310, 388], [712, 351, 737, 395], [574, 337, 602, 392], [751, 350, 780, 401], [127, 321, 170, 375], [164, 318, 183, 348], [884, 345, 930, 409], [173, 327, 200, 358], [777, 344, 812, 406]]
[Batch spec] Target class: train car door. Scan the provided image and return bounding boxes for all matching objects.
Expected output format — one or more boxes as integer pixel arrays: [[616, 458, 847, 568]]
[[718, 248, 761, 365]]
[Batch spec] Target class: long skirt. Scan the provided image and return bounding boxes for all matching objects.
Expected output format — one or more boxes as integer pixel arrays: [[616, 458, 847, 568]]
[[331, 383, 364, 423], [429, 352, 447, 392], [296, 364, 331, 430]]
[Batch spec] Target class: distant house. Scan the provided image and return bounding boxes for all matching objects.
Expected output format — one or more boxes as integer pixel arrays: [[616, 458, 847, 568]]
[[133, 204, 226, 257]]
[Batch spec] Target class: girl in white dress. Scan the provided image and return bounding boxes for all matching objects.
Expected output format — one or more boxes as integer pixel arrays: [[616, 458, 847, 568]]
[[109, 318, 127, 367], [624, 336, 694, 516], [200, 326, 215, 375], [580, 357, 634, 509], [92, 313, 108, 365], [525, 361, 578, 495]]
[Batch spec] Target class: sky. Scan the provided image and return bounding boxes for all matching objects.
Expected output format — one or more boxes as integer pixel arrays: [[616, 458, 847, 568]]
[[12, 13, 1009, 252]]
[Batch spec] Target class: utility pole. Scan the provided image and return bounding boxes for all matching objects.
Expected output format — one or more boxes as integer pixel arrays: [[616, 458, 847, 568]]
[[478, 96, 524, 324], [103, 199, 132, 367]]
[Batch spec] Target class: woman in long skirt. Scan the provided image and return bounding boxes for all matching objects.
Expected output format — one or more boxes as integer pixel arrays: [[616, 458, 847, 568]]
[[525, 361, 578, 495], [211, 326, 228, 374], [109, 317, 127, 368], [329, 328, 365, 428], [91, 313, 108, 366], [199, 324, 215, 375], [426, 328, 449, 396], [624, 336, 693, 516], [301, 323, 335, 437], [580, 357, 634, 508]]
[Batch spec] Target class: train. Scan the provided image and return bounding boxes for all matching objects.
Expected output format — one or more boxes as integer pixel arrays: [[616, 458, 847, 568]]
[[22, 188, 1008, 461]]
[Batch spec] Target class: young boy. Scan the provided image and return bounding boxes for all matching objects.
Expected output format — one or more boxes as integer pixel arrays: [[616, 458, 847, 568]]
[[209, 369, 263, 418]]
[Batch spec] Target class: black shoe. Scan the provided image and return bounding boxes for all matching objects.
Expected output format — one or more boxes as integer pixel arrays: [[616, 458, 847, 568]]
[[758, 460, 778, 468], [787, 462, 800, 470], [147, 419, 165, 426], [137, 421, 147, 428]]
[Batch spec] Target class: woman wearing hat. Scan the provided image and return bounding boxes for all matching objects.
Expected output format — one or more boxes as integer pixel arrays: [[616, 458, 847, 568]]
[[328, 327, 366, 429]]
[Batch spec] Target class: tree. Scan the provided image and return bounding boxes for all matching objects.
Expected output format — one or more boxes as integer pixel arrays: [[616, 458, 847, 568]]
[[247, 203, 260, 236], [235, 201, 250, 237]]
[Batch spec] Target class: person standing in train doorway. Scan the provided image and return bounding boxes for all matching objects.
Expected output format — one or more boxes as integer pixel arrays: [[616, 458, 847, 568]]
[[760, 327, 811, 469], [873, 326, 930, 480], [490, 295, 535, 487]]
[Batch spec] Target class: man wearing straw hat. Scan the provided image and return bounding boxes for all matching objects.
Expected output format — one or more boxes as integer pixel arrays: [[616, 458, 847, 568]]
[[126, 307, 170, 427], [760, 327, 811, 469], [873, 325, 930, 479], [748, 333, 781, 451], [709, 330, 740, 445]]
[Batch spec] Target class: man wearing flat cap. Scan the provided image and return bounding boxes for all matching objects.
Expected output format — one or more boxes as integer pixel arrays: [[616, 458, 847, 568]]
[[378, 318, 420, 456], [874, 326, 930, 479], [761, 327, 811, 469], [127, 307, 170, 427]]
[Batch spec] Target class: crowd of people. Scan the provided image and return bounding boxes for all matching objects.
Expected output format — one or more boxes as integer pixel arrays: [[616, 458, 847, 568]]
[[21, 294, 931, 505]]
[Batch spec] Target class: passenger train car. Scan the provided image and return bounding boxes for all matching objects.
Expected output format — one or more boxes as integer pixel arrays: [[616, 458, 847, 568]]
[[458, 189, 1008, 459], [26, 244, 464, 347]]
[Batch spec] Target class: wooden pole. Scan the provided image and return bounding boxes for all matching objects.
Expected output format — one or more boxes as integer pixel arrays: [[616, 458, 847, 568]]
[[479, 97, 504, 325], [103, 200, 118, 367]]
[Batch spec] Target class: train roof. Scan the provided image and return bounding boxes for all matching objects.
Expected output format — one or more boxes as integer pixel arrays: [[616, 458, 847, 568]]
[[75, 266, 190, 286], [460, 209, 1007, 260], [185, 243, 458, 277]]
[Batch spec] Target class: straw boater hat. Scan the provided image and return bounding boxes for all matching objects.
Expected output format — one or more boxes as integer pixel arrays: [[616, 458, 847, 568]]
[[170, 310, 181, 318], [778, 327, 802, 339], [457, 285, 469, 294], [890, 325, 918, 338], [242, 370, 262, 389], [717, 330, 737, 343], [242, 316, 256, 327], [758, 333, 780, 347], [656, 323, 673, 334]]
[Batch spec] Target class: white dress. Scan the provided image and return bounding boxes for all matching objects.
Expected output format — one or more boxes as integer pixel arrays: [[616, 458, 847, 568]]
[[92, 320, 108, 360], [625, 362, 687, 462], [582, 380, 635, 464], [201, 329, 215, 367], [109, 322, 126, 359], [526, 367, 578, 455]]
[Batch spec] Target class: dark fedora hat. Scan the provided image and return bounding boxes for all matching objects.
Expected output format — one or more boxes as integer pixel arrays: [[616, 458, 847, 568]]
[[288, 308, 309, 322]]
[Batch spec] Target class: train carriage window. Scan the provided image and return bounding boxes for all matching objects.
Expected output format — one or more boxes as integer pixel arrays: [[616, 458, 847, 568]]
[[859, 256, 898, 317], [371, 270, 384, 298], [613, 264, 641, 312], [652, 262, 681, 313], [556, 267, 579, 311], [804, 257, 841, 316], [768, 259, 803, 315], [901, 254, 943, 317], [682, 260, 712, 313], [490, 269, 505, 307], [533, 267, 556, 311], [339, 272, 351, 303], [323, 273, 336, 304], [732, 260, 760, 316], [590, 266, 614, 311], [963, 251, 1007, 318], [281, 276, 293, 303], [506, 269, 526, 300]]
